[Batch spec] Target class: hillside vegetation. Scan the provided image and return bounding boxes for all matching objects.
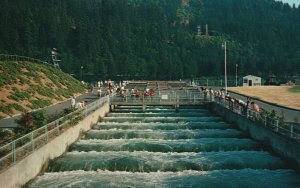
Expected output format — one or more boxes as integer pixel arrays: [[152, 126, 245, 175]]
[[0, 61, 85, 119], [0, 0, 299, 81]]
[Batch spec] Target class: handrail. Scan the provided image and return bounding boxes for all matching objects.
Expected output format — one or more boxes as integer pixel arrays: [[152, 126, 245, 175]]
[[212, 96, 300, 141], [0, 95, 109, 171], [0, 54, 53, 67], [110, 94, 208, 105]]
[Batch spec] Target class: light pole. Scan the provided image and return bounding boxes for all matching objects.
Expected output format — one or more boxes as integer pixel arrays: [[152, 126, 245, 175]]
[[222, 41, 227, 93], [80, 66, 83, 81], [235, 64, 238, 86]]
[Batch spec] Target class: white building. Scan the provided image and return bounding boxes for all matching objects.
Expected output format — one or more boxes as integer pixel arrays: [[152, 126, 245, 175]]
[[243, 75, 261, 86]]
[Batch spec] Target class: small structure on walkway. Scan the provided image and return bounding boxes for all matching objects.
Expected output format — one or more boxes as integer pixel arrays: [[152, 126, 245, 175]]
[[243, 75, 261, 86], [268, 75, 277, 85]]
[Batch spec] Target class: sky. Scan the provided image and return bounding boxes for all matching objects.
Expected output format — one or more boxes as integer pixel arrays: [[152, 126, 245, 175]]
[[276, 0, 300, 6]]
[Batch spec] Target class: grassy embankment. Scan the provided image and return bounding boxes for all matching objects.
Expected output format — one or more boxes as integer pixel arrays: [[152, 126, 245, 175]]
[[0, 61, 85, 119], [229, 86, 300, 110], [289, 86, 300, 93]]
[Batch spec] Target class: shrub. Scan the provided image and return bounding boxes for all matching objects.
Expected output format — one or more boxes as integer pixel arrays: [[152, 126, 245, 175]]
[[64, 107, 75, 115], [0, 129, 6, 138], [19, 77, 31, 85], [31, 86, 56, 99], [32, 110, 48, 128], [290, 86, 300, 93], [29, 99, 52, 109], [17, 112, 34, 131], [10, 103, 27, 112], [0, 105, 13, 114], [8, 90, 31, 101]]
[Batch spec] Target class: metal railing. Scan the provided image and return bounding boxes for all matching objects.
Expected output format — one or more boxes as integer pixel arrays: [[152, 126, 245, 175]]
[[0, 54, 52, 67], [184, 79, 237, 87], [213, 96, 300, 141], [110, 90, 207, 105], [0, 96, 109, 171]]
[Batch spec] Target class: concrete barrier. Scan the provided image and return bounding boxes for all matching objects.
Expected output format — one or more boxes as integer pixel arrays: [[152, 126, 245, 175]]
[[210, 102, 300, 172], [0, 103, 109, 188]]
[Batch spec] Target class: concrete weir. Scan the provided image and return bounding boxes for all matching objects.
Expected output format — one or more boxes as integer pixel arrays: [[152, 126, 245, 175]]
[[0, 103, 110, 188], [210, 102, 300, 172]]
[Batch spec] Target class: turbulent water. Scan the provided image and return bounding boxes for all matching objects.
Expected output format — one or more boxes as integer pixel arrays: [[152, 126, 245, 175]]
[[28, 106, 300, 187]]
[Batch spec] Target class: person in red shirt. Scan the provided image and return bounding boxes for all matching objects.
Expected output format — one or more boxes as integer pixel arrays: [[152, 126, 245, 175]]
[[135, 89, 140, 97], [252, 102, 260, 112]]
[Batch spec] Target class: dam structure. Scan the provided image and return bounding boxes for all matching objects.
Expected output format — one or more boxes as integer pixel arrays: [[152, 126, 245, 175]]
[[1, 81, 299, 187], [28, 96, 300, 186]]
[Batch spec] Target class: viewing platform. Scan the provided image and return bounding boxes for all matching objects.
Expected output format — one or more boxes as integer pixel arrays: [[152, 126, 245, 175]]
[[109, 81, 208, 109], [109, 96, 209, 106]]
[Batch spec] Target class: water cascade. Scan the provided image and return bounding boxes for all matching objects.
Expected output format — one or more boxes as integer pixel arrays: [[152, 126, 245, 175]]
[[28, 106, 300, 187]]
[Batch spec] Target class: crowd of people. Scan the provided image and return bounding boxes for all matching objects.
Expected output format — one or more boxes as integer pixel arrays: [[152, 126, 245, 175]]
[[72, 80, 126, 109], [86, 80, 157, 99], [75, 80, 261, 116], [87, 80, 130, 97], [118, 88, 156, 98], [71, 96, 85, 109], [200, 87, 260, 116]]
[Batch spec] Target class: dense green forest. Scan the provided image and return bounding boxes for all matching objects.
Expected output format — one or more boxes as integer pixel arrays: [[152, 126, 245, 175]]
[[0, 0, 300, 81]]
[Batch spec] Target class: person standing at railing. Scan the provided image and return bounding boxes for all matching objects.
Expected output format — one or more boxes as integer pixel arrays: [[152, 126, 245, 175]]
[[251, 101, 260, 120], [252, 102, 260, 113], [209, 88, 214, 101], [238, 99, 247, 115], [90, 85, 94, 93], [97, 88, 102, 98], [221, 90, 225, 104], [75, 101, 85, 109], [71, 96, 76, 109], [247, 97, 251, 109], [135, 89, 141, 97]]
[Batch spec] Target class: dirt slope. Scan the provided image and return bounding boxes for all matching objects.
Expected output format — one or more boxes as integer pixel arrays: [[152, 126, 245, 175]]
[[0, 61, 85, 119]]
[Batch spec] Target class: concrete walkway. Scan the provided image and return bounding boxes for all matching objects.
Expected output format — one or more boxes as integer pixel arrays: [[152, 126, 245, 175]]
[[203, 86, 300, 124], [0, 91, 100, 128], [2, 85, 299, 128]]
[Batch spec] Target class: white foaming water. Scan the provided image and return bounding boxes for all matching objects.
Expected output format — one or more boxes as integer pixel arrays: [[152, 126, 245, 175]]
[[27, 106, 300, 187], [107, 112, 210, 117], [94, 121, 231, 131], [49, 150, 286, 172], [70, 138, 259, 153], [29, 169, 300, 188], [102, 116, 223, 123], [83, 129, 244, 140]]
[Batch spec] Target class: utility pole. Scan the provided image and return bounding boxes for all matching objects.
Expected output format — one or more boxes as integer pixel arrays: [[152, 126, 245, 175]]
[[206, 24, 208, 36], [222, 42, 227, 93], [236, 64, 238, 87], [80, 66, 83, 81]]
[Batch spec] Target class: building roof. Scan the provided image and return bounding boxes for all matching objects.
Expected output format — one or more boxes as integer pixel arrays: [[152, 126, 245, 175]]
[[243, 75, 261, 79]]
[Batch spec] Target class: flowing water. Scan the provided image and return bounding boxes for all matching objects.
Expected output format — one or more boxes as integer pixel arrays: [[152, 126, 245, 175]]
[[28, 106, 300, 187]]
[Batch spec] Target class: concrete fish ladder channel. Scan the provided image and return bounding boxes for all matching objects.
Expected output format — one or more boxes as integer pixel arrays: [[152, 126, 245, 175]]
[[28, 106, 300, 187]]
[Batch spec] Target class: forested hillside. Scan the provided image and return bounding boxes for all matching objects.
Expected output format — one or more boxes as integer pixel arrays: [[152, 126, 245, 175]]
[[0, 0, 299, 81]]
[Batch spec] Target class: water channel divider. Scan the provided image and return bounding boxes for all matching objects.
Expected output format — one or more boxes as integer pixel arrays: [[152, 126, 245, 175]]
[[0, 95, 110, 187]]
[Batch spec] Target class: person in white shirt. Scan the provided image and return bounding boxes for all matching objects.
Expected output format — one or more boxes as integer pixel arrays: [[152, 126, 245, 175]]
[[71, 96, 76, 108]]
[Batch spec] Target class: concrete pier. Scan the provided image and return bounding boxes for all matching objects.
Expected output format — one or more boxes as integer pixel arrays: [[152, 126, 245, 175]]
[[0, 103, 110, 188], [210, 103, 300, 172]]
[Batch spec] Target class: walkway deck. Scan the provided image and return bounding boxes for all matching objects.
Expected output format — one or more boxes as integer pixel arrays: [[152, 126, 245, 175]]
[[110, 97, 208, 106]]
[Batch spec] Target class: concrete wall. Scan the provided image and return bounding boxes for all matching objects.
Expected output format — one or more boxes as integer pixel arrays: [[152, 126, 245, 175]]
[[210, 103, 300, 172], [0, 103, 109, 188]]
